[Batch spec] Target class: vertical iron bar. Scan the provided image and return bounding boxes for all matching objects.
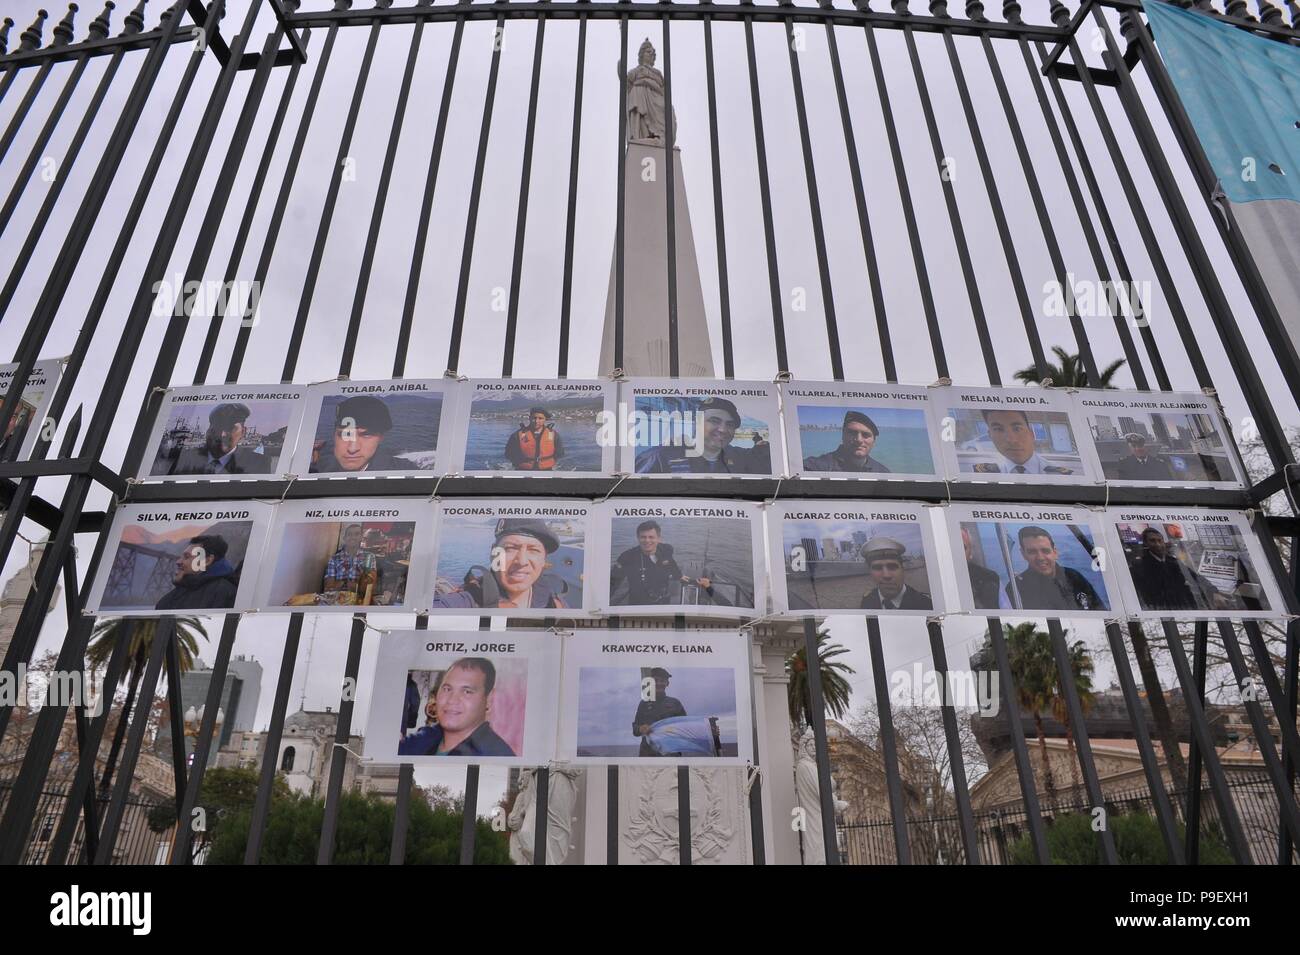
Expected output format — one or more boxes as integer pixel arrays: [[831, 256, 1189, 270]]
[[1161, 619, 1253, 863], [244, 614, 303, 864], [614, 14, 627, 372], [987, 616, 1050, 862], [390, 763, 414, 865], [317, 614, 366, 864], [702, 15, 735, 378], [926, 620, 979, 863], [801, 617, 839, 864], [459, 766, 480, 865], [533, 766, 549, 865], [169, 615, 240, 864], [556, 11, 586, 378], [164, 634, 188, 817], [662, 15, 680, 376], [1104, 621, 1184, 862], [676, 763, 691, 865], [446, 13, 506, 375], [0, 61, 53, 166], [1282, 537, 1300, 864], [1185, 619, 1207, 864], [866, 616, 910, 863]]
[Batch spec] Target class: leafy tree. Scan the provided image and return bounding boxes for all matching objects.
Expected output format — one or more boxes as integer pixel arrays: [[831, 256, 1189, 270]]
[[146, 766, 290, 858], [786, 628, 855, 734], [1008, 811, 1233, 865], [1014, 345, 1126, 389], [85, 616, 208, 794], [206, 790, 510, 865]]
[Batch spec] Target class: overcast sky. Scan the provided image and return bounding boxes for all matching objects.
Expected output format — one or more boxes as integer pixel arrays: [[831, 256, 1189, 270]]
[[0, 0, 1286, 805]]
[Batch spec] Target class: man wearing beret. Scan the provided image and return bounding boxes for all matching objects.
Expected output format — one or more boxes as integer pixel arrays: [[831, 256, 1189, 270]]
[[803, 410, 892, 473], [168, 402, 274, 475], [632, 667, 688, 757], [859, 537, 933, 610], [504, 407, 566, 471], [432, 518, 569, 610], [634, 396, 772, 474], [312, 395, 398, 473]]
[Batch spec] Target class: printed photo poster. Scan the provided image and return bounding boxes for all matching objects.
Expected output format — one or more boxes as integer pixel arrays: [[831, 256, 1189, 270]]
[[430, 499, 593, 617], [456, 378, 616, 476], [595, 499, 765, 618], [767, 501, 944, 616], [256, 498, 434, 613], [1075, 391, 1245, 489], [1105, 507, 1287, 620], [365, 630, 561, 765], [85, 502, 274, 615], [557, 630, 754, 765], [138, 383, 306, 481], [0, 359, 61, 462], [622, 378, 785, 478], [781, 381, 941, 480], [946, 503, 1118, 617], [936, 386, 1097, 484], [291, 378, 459, 478]]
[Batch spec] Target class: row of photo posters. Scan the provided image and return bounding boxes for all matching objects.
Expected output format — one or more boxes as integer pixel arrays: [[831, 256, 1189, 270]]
[[366, 629, 754, 767], [137, 378, 1249, 489], [85, 498, 1288, 621]]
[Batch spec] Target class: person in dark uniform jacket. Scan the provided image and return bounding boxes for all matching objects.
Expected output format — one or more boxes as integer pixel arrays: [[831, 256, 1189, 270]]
[[635, 396, 771, 474], [970, 409, 1073, 475], [312, 394, 401, 473], [1007, 525, 1103, 611], [961, 526, 1007, 610], [1128, 527, 1227, 611], [610, 520, 730, 606], [398, 659, 516, 757], [431, 518, 569, 610], [155, 535, 239, 610], [632, 667, 688, 756], [859, 537, 932, 610], [168, 403, 274, 475], [1109, 433, 1175, 481], [803, 410, 892, 473]]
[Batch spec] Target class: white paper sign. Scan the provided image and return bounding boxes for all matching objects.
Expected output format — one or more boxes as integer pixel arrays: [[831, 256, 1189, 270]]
[[557, 629, 754, 765]]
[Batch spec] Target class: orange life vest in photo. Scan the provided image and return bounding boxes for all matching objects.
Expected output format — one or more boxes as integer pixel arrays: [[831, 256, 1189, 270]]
[[517, 428, 557, 469]]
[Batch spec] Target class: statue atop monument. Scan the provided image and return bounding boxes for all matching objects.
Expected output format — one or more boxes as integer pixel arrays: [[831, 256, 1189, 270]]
[[622, 38, 677, 144]]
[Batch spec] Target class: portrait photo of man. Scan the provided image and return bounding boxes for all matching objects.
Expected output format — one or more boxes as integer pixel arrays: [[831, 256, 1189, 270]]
[[632, 667, 688, 757], [1007, 525, 1103, 611], [634, 396, 772, 475], [1127, 527, 1229, 612], [610, 520, 731, 607], [1110, 433, 1175, 481], [504, 407, 565, 471], [167, 402, 275, 476], [432, 518, 571, 610], [859, 537, 932, 610], [970, 409, 1074, 475], [803, 411, 891, 473], [398, 658, 516, 757], [311, 395, 397, 473], [155, 534, 239, 610]]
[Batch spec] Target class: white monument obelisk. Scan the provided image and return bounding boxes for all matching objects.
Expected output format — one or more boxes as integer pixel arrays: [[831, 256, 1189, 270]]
[[599, 38, 715, 378]]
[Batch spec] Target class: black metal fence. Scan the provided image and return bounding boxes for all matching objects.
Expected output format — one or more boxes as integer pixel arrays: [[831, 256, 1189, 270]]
[[0, 0, 1296, 865], [0, 778, 173, 865]]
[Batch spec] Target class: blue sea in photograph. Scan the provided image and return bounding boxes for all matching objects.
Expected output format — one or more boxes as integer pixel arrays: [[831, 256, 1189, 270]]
[[797, 405, 934, 473], [313, 393, 443, 469], [967, 520, 1109, 609], [464, 409, 603, 471], [435, 517, 585, 603], [576, 665, 739, 754]]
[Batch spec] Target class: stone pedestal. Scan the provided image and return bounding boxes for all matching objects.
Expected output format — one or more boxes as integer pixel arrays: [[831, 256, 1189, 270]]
[[599, 142, 715, 378]]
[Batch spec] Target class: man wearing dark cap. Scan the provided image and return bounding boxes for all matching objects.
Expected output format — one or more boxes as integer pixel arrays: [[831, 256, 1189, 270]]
[[634, 396, 772, 474], [504, 407, 565, 470], [610, 519, 729, 606], [168, 402, 273, 475], [859, 537, 932, 610], [1109, 433, 1175, 481], [432, 518, 569, 610], [632, 667, 687, 757], [312, 395, 397, 473], [155, 534, 239, 610], [803, 410, 892, 473]]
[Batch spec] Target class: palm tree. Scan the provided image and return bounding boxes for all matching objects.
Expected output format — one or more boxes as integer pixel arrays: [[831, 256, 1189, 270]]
[[786, 628, 855, 734], [1000, 622, 1096, 807], [86, 616, 208, 793], [1014, 345, 1125, 389]]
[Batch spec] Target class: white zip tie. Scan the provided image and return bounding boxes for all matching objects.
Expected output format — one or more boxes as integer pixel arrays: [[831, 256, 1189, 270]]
[[362, 619, 391, 637], [599, 472, 629, 502], [428, 471, 459, 503], [773, 370, 792, 384], [763, 475, 784, 508], [443, 369, 469, 382], [743, 764, 763, 796], [278, 475, 297, 503], [607, 367, 628, 382], [927, 377, 952, 389], [547, 620, 576, 636]]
